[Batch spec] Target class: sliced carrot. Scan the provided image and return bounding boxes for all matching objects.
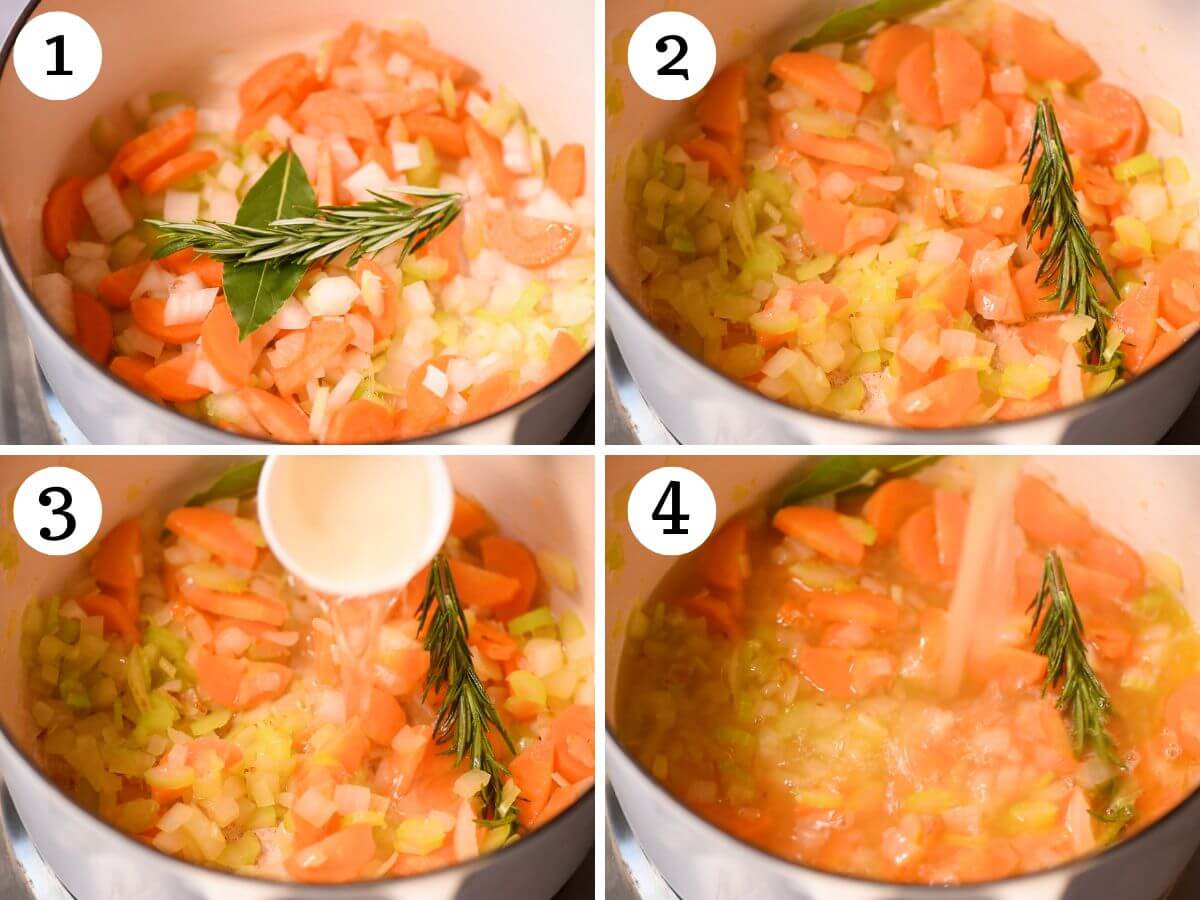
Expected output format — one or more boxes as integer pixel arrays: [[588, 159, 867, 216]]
[[78, 592, 139, 642], [377, 647, 430, 698], [955, 98, 1006, 167], [324, 399, 395, 445], [485, 210, 580, 268], [509, 738, 555, 827], [1165, 676, 1200, 756], [863, 478, 934, 543], [773, 506, 864, 566], [481, 535, 538, 621], [403, 113, 467, 157], [801, 196, 850, 254], [450, 493, 491, 538], [358, 686, 406, 746], [549, 704, 595, 784], [239, 52, 308, 112], [1157, 250, 1200, 329], [697, 63, 747, 135], [324, 21, 364, 80], [1056, 99, 1127, 157], [199, 301, 256, 388], [117, 108, 198, 183], [381, 32, 468, 84], [547, 143, 587, 201], [271, 319, 354, 397], [159, 249, 225, 288], [844, 206, 898, 252], [534, 780, 591, 828], [143, 351, 209, 402], [1087, 614, 1134, 661], [770, 52, 863, 113], [698, 516, 749, 591], [462, 118, 513, 197], [1078, 164, 1125, 208], [674, 588, 740, 639], [1014, 475, 1093, 548], [298, 90, 377, 143], [236, 89, 299, 142], [97, 263, 148, 309], [1142, 323, 1199, 371], [682, 137, 745, 187], [131, 295, 205, 344], [796, 647, 896, 700], [1081, 532, 1144, 586], [897, 506, 945, 584], [984, 647, 1048, 692], [73, 292, 113, 365], [180, 583, 288, 626], [240, 388, 311, 444], [890, 369, 981, 428], [464, 372, 517, 423], [140, 149, 219, 195], [896, 42, 941, 127], [924, 258, 971, 316], [932, 28, 985, 125], [284, 824, 375, 884], [864, 23, 931, 91], [777, 124, 894, 172], [545, 331, 585, 384], [1062, 558, 1132, 606], [807, 589, 900, 629], [165, 506, 259, 570], [42, 177, 87, 261], [1012, 12, 1097, 84], [1083, 82, 1146, 165], [404, 359, 451, 434], [109, 355, 154, 394], [1114, 282, 1161, 372], [419, 216, 463, 283], [447, 558, 521, 610], [933, 489, 968, 573], [1015, 260, 1060, 318], [91, 519, 142, 597]]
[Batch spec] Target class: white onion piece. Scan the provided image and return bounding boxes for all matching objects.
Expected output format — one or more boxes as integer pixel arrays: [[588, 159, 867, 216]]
[[304, 275, 361, 316], [938, 163, 1015, 192], [923, 231, 964, 266], [83, 174, 135, 241], [32, 273, 75, 335], [164, 287, 218, 326]]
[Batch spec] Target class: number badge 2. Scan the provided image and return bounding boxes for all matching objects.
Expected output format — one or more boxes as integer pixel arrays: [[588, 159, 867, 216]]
[[627, 11, 716, 101]]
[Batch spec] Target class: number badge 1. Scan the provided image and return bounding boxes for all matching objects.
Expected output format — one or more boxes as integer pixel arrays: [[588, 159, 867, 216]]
[[626, 11, 717, 101], [12, 467, 103, 556], [627, 466, 716, 556], [13, 11, 103, 101]]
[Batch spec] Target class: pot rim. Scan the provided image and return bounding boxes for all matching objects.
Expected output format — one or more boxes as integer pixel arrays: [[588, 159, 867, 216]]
[[605, 261, 1200, 441], [0, 0, 595, 447], [607, 722, 1200, 893]]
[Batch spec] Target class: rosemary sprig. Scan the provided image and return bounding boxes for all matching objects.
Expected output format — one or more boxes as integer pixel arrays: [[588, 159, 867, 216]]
[[1028, 551, 1120, 765], [418, 554, 516, 825], [148, 186, 463, 270], [1021, 99, 1121, 368]]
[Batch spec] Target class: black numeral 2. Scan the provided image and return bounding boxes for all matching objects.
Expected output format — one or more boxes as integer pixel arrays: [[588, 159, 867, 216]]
[[656, 34, 688, 79]]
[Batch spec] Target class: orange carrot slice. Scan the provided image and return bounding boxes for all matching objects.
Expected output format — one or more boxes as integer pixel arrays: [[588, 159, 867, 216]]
[[796, 647, 896, 700], [165, 506, 259, 569], [807, 589, 901, 629], [933, 490, 968, 573], [779, 126, 894, 172], [1083, 82, 1146, 165], [180, 583, 288, 626], [42, 177, 87, 261], [1158, 250, 1200, 329], [143, 351, 209, 402], [933, 28, 985, 125], [891, 369, 981, 428], [97, 263, 148, 309], [236, 90, 299, 142], [109, 355, 155, 394], [863, 478, 934, 543], [464, 118, 513, 196], [955, 98, 1006, 167], [240, 388, 311, 444], [160, 249, 224, 288], [864, 23, 931, 91], [699, 516, 749, 591], [239, 52, 308, 112], [131, 295, 206, 345], [770, 52, 863, 113], [450, 493, 491, 538], [381, 32, 468, 84], [1080, 532, 1144, 586], [485, 210, 580, 268], [1014, 475, 1093, 548], [548, 143, 587, 201], [91, 518, 143, 597], [463, 372, 517, 423], [78, 592, 140, 642], [534, 780, 591, 828], [271, 319, 354, 396], [549, 704, 595, 783], [1114, 282, 1160, 372], [1012, 12, 1097, 84], [510, 738, 555, 827], [682, 137, 745, 187], [298, 90, 377, 142], [199, 302, 257, 388], [117, 108, 197, 183], [697, 63, 747, 135], [447, 558, 521, 610], [984, 647, 1048, 692], [360, 686, 406, 746], [896, 42, 941, 127], [897, 506, 945, 583], [773, 506, 865, 565], [73, 292, 113, 366], [801, 196, 850, 254], [924, 258, 971, 316], [140, 149, 219, 195], [403, 113, 467, 157], [480, 536, 538, 620], [324, 399, 395, 445], [674, 588, 741, 639]]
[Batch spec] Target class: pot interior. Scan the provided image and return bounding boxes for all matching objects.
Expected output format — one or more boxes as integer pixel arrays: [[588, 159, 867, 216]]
[[0, 0, 594, 292], [604, 455, 1200, 721], [0, 454, 595, 768]]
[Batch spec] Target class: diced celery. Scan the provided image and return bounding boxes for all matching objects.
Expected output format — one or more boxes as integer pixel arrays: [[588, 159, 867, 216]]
[[508, 607, 556, 636], [112, 798, 159, 835], [191, 709, 232, 737], [1113, 153, 1160, 183]]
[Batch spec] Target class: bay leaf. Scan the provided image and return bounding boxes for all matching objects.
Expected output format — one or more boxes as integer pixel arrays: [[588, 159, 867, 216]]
[[777, 455, 940, 507], [790, 0, 947, 52]]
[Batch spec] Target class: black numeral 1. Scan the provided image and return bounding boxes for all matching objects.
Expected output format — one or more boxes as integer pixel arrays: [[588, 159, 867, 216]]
[[651, 480, 689, 535], [46, 35, 72, 76]]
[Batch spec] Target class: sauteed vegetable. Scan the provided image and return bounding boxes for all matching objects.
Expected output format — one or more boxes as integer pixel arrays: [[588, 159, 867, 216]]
[[616, 457, 1200, 884], [20, 465, 594, 882], [35, 20, 593, 443], [622, 1, 1200, 427]]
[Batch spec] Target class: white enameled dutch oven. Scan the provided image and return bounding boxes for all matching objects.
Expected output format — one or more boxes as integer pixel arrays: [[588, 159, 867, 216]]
[[605, 0, 1200, 444], [0, 454, 595, 899], [0, 0, 595, 445], [605, 455, 1200, 899]]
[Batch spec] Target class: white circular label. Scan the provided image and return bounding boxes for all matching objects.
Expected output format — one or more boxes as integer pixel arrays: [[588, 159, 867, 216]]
[[627, 466, 717, 556], [12, 467, 103, 556], [13, 12, 103, 102], [627, 11, 716, 102]]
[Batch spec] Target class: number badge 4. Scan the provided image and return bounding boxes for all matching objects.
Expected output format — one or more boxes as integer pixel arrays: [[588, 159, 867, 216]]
[[627, 466, 716, 556]]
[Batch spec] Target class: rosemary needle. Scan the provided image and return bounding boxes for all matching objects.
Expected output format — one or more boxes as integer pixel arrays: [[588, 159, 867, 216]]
[[1028, 551, 1120, 765], [1021, 98, 1121, 368], [148, 186, 463, 270], [418, 554, 517, 825]]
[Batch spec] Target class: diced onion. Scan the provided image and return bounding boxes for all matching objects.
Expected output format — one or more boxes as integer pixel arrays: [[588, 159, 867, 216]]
[[342, 161, 391, 202], [294, 788, 336, 827], [271, 297, 312, 331], [939, 328, 977, 359], [164, 287, 218, 326], [391, 141, 422, 172], [453, 800, 478, 860], [83, 174, 135, 240], [304, 275, 361, 316], [900, 331, 940, 372], [938, 163, 1015, 192], [163, 190, 201, 224], [922, 231, 964, 266], [32, 273, 75, 335], [334, 784, 371, 815], [453, 770, 491, 799], [1144, 95, 1183, 136]]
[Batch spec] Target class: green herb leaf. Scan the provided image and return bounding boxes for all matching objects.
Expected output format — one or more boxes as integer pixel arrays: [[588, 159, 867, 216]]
[[790, 0, 947, 51], [1090, 777, 1138, 846], [186, 460, 265, 507], [778, 455, 940, 507]]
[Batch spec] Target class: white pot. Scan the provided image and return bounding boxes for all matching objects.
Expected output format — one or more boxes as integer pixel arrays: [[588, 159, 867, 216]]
[[0, 0, 595, 445], [605, 454, 1200, 898], [0, 454, 595, 899], [604, 0, 1200, 444]]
